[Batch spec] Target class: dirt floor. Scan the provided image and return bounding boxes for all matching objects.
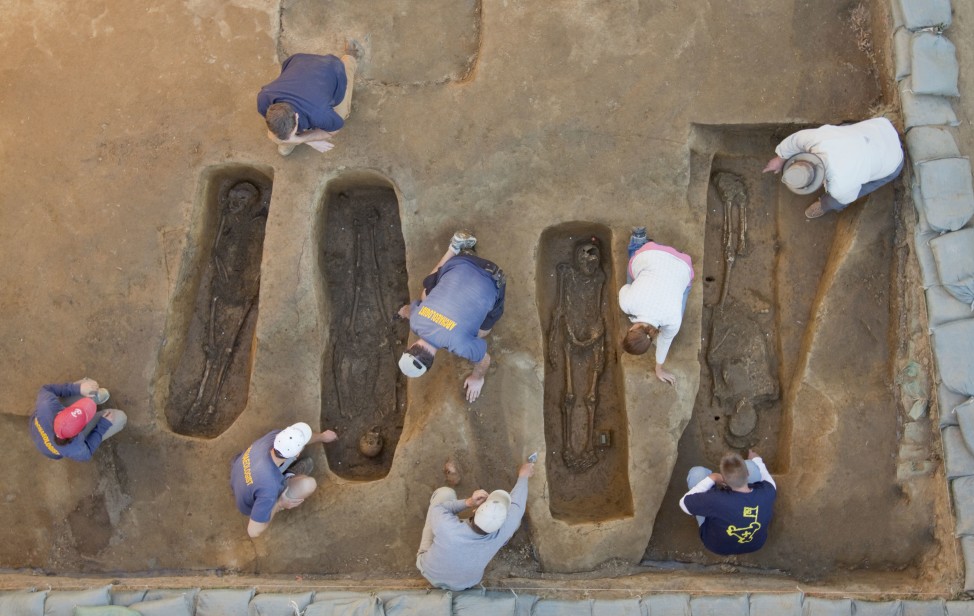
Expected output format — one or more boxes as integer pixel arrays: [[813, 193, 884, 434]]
[[0, 0, 964, 598]]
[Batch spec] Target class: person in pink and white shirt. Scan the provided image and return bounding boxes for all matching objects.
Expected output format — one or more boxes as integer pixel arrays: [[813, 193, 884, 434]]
[[618, 227, 694, 384]]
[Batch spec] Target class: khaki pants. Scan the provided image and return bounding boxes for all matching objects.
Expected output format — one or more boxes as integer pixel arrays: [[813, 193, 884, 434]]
[[334, 55, 358, 121]]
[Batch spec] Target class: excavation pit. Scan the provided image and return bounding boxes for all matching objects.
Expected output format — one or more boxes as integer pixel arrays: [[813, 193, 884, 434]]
[[643, 126, 945, 583], [537, 223, 633, 523], [160, 165, 272, 439], [319, 179, 409, 481]]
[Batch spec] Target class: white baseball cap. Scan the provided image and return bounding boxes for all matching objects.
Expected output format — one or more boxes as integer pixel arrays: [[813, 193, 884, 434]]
[[398, 349, 431, 378], [274, 422, 313, 458], [474, 490, 512, 533]]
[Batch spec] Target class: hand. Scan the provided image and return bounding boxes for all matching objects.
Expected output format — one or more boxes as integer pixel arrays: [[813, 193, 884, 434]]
[[77, 378, 99, 397], [762, 156, 786, 174], [655, 364, 676, 385], [747, 449, 760, 460], [102, 410, 118, 424], [463, 375, 485, 403], [466, 489, 489, 508], [305, 140, 335, 153], [708, 472, 725, 486], [397, 304, 412, 320], [518, 462, 535, 478], [320, 430, 338, 443]]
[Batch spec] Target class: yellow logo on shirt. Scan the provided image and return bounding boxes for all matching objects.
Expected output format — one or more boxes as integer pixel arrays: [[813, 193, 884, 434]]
[[726, 506, 761, 543], [418, 305, 457, 331], [242, 445, 254, 485], [34, 417, 61, 456]]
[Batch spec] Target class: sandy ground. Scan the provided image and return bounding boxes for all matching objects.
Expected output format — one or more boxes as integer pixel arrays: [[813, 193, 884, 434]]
[[0, 0, 961, 596]]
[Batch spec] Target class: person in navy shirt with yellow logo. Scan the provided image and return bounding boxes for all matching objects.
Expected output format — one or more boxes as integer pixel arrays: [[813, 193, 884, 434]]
[[679, 450, 777, 555], [397, 231, 506, 403], [229, 422, 338, 538], [29, 378, 127, 462]]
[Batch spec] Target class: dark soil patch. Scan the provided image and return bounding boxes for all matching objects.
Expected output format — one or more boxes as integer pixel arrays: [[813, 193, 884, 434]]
[[67, 495, 111, 556], [537, 223, 633, 522], [167, 172, 270, 438], [320, 186, 409, 480]]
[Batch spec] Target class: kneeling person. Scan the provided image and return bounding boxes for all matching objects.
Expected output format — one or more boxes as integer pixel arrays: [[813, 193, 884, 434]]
[[29, 378, 127, 462], [416, 458, 535, 590], [398, 231, 505, 403], [230, 422, 338, 538], [679, 450, 777, 555]]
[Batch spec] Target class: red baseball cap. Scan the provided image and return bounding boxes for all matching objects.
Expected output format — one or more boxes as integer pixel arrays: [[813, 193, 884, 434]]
[[53, 398, 97, 439]]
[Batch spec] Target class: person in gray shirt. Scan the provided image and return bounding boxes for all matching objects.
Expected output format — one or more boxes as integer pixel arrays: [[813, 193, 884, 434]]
[[416, 459, 535, 590]]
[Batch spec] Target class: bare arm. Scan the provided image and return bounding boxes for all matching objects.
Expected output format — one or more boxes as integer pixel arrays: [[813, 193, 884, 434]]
[[309, 430, 338, 445], [463, 352, 491, 403]]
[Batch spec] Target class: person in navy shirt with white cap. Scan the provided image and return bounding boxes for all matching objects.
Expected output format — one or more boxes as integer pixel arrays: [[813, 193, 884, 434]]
[[229, 422, 338, 538]]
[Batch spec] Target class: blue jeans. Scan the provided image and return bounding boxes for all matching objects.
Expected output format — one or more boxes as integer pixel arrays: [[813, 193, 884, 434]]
[[821, 159, 904, 213], [626, 232, 691, 313], [686, 461, 761, 526]]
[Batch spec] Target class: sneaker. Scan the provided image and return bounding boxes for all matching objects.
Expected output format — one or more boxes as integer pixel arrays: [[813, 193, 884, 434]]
[[93, 388, 110, 405], [631, 226, 647, 240], [804, 200, 827, 219], [284, 457, 314, 478], [450, 230, 477, 254]]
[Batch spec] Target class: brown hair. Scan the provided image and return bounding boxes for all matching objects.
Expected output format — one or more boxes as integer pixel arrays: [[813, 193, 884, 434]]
[[408, 343, 435, 370], [720, 452, 749, 489], [621, 323, 659, 355], [265, 102, 296, 140]]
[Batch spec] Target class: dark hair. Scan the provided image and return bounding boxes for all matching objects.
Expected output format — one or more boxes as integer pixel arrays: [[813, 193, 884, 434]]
[[408, 344, 436, 370], [265, 102, 297, 140], [720, 452, 749, 489], [469, 517, 488, 535], [621, 323, 659, 355]]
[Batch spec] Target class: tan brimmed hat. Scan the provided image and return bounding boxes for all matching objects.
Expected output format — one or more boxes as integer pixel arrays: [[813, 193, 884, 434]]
[[781, 153, 825, 195]]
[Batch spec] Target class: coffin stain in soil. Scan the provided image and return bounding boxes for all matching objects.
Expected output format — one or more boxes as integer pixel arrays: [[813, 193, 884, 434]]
[[320, 185, 409, 481], [165, 168, 271, 438], [538, 223, 633, 523]]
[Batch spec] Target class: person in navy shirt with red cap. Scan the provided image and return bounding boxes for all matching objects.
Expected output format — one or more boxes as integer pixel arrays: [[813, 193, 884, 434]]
[[28, 378, 127, 462]]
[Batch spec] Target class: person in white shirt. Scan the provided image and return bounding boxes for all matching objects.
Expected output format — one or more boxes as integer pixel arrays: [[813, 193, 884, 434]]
[[762, 117, 904, 219], [618, 227, 694, 384]]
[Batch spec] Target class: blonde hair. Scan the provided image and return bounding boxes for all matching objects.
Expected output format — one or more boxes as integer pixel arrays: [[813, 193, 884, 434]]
[[720, 452, 749, 489]]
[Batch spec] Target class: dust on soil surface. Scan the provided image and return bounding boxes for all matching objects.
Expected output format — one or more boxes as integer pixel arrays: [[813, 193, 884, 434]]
[[320, 186, 410, 480], [538, 224, 632, 523]]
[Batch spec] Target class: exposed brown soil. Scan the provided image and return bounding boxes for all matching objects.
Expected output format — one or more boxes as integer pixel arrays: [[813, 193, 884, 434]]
[[320, 186, 410, 480], [537, 223, 632, 523], [644, 127, 943, 582]]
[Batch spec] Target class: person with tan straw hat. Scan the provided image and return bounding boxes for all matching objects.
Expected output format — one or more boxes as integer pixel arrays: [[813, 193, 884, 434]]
[[763, 117, 903, 219], [229, 422, 338, 538]]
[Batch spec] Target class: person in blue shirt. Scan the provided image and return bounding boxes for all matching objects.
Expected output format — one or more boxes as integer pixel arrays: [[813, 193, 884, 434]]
[[256, 42, 362, 156], [397, 232, 506, 403], [229, 422, 338, 538], [416, 458, 535, 591], [679, 450, 777, 555], [28, 378, 127, 462]]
